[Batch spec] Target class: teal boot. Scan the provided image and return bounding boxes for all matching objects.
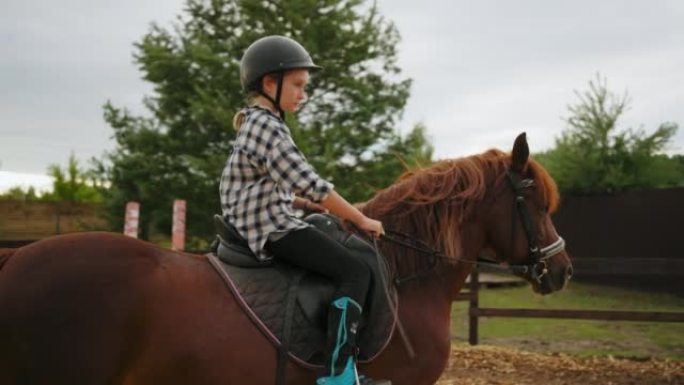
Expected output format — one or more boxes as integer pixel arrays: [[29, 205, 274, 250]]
[[316, 297, 390, 385]]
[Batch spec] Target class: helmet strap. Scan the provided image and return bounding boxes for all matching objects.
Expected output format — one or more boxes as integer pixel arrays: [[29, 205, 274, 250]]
[[274, 72, 285, 119], [257, 72, 285, 119]]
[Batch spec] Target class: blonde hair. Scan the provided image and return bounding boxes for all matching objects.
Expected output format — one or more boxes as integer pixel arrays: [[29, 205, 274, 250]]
[[233, 72, 285, 132], [232, 110, 246, 131], [232, 92, 260, 132]]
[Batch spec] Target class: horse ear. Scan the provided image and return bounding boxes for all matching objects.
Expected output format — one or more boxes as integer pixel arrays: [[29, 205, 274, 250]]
[[511, 132, 529, 173]]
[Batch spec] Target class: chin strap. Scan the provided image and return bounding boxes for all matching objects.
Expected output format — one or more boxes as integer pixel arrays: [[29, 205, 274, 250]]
[[257, 72, 285, 119]]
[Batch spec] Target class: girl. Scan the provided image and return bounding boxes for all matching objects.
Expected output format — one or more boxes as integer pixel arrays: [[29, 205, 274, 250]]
[[220, 35, 385, 385]]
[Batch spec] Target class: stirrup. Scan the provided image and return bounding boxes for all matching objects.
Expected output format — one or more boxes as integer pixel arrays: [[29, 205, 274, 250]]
[[357, 375, 392, 385], [316, 356, 356, 385], [316, 356, 393, 385]]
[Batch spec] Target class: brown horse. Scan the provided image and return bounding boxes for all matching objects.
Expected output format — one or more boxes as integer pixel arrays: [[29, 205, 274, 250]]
[[0, 133, 572, 385]]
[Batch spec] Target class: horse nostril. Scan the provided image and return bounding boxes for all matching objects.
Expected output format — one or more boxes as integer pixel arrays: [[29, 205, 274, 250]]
[[565, 265, 573, 280]]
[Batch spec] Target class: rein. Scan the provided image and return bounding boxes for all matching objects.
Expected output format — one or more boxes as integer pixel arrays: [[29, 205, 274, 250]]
[[379, 230, 519, 285], [378, 230, 444, 286], [380, 230, 564, 285]]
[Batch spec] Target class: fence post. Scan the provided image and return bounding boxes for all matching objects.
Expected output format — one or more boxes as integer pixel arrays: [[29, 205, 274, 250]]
[[172, 199, 186, 251], [123, 202, 140, 238], [468, 269, 479, 345], [54, 202, 61, 235]]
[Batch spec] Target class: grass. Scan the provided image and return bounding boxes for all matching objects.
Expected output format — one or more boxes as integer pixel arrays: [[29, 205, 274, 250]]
[[450, 280, 684, 359]]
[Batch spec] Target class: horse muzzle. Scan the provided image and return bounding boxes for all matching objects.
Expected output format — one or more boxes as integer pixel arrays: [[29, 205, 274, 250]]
[[530, 253, 573, 295]]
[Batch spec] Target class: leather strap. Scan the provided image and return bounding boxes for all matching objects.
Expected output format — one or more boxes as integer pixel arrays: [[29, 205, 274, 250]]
[[275, 271, 304, 385]]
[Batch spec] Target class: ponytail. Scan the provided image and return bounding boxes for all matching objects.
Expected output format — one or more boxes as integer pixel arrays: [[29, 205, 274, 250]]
[[232, 110, 246, 132], [233, 92, 260, 132]]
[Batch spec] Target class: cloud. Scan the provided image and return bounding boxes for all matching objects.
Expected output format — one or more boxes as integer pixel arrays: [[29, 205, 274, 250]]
[[1, 0, 682, 178], [0, 0, 184, 174], [378, 0, 684, 158], [0, 171, 53, 193]]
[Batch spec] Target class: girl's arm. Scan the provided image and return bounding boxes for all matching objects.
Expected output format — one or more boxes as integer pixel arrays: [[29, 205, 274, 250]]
[[321, 190, 384, 237], [293, 196, 328, 213]]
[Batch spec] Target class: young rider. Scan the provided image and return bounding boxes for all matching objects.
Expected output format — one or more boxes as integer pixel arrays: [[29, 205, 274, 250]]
[[220, 35, 386, 385]]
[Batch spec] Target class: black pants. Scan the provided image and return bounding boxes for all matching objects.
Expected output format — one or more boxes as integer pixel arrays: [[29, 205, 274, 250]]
[[265, 226, 371, 309]]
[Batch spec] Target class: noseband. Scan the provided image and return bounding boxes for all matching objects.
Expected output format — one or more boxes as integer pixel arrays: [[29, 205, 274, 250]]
[[380, 170, 565, 286]]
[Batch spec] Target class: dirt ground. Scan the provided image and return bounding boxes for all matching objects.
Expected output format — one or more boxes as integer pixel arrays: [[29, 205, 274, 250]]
[[436, 344, 684, 385]]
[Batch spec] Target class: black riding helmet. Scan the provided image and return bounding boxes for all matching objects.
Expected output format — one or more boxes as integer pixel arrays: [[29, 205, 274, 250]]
[[240, 35, 321, 118]]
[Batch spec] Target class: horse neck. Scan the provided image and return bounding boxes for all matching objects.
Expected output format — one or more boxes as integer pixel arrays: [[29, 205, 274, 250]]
[[361, 203, 484, 381], [360, 195, 486, 311]]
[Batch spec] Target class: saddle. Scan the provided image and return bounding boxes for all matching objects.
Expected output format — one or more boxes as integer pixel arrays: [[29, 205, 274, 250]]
[[206, 213, 397, 369]]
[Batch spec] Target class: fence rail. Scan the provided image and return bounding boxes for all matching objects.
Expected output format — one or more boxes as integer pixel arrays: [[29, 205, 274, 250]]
[[570, 258, 684, 276], [472, 308, 684, 322], [0, 239, 38, 248], [457, 269, 684, 345]]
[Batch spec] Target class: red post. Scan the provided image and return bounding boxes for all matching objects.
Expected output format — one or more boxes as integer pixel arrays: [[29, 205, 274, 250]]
[[172, 199, 186, 251], [123, 202, 140, 238]]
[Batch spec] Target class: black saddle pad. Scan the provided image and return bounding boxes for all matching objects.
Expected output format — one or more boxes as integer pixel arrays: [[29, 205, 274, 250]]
[[205, 214, 397, 368]]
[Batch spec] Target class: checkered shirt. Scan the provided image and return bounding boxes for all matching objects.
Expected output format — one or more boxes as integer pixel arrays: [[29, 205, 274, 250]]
[[220, 106, 334, 261]]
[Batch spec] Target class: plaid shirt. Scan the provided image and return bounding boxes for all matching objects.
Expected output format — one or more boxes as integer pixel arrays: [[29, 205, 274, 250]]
[[220, 106, 333, 261]]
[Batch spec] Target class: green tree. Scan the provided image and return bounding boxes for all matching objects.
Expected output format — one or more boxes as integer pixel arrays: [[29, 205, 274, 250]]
[[95, 0, 430, 244], [354, 123, 433, 200], [45, 154, 102, 203], [535, 75, 682, 193], [0, 155, 103, 203], [0, 186, 40, 201]]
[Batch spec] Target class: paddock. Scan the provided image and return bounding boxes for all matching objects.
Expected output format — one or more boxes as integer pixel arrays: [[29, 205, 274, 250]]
[[436, 344, 682, 385]]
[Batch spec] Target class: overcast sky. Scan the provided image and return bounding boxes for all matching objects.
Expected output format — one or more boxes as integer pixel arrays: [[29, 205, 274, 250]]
[[2, 0, 683, 191]]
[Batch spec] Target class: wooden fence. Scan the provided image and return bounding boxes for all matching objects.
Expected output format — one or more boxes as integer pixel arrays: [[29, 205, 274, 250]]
[[0, 200, 106, 240], [551, 187, 683, 291], [455, 268, 684, 345]]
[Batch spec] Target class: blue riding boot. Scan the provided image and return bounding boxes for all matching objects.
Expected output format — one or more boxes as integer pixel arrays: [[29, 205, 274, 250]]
[[316, 297, 390, 385]]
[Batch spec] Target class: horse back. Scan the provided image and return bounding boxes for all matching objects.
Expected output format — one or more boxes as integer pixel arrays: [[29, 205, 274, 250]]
[[0, 231, 212, 307], [0, 248, 16, 271], [0, 232, 288, 385], [0, 232, 204, 383]]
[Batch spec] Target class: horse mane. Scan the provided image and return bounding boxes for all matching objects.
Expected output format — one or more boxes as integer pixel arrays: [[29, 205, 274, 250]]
[[362, 149, 559, 270]]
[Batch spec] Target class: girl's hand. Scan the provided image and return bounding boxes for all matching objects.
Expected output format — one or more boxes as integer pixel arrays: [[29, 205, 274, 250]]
[[358, 217, 385, 239]]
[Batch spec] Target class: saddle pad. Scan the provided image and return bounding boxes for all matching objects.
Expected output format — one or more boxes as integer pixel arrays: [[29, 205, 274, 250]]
[[205, 219, 397, 368], [207, 256, 324, 367]]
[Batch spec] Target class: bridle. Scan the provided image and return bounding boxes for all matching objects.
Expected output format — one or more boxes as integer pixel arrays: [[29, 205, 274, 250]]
[[505, 171, 565, 284], [379, 170, 565, 286]]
